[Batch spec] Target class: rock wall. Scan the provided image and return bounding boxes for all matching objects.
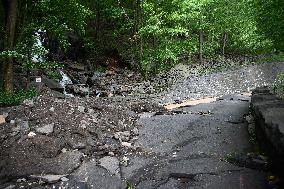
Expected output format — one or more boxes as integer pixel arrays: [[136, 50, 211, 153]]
[[251, 87, 284, 177]]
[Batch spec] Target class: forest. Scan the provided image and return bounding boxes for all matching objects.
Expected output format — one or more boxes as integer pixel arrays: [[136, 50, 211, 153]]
[[1, 1, 284, 188], [0, 0, 284, 94]]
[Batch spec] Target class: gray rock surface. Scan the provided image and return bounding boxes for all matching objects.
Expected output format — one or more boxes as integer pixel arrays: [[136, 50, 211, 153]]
[[42, 76, 64, 93], [155, 62, 284, 105], [57, 159, 126, 189], [99, 156, 121, 177], [0, 135, 82, 178], [30, 174, 67, 183]]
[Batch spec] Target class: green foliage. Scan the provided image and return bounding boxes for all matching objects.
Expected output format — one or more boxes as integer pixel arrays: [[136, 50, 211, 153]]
[[254, 0, 284, 51], [1, 0, 92, 71], [29, 0, 93, 49], [0, 50, 25, 59], [136, 0, 274, 74], [47, 70, 62, 81], [0, 88, 39, 107], [21, 61, 64, 71], [126, 181, 134, 189], [1, 0, 283, 80]]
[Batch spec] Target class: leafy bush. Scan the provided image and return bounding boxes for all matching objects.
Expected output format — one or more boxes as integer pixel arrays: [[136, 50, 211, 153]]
[[0, 88, 39, 107], [274, 73, 284, 98], [47, 70, 62, 81]]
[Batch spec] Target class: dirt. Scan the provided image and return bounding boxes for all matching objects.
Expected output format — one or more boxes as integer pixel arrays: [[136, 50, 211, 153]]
[[0, 87, 164, 186]]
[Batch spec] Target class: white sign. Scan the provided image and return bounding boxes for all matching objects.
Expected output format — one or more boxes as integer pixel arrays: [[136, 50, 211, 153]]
[[35, 77, 42, 83]]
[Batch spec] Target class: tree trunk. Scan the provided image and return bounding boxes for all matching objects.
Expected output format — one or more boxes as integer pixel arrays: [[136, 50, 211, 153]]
[[3, 0, 18, 92], [199, 30, 203, 64], [221, 32, 227, 55]]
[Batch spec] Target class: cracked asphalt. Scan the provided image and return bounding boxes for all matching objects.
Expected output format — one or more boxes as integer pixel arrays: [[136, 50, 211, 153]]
[[122, 94, 268, 189]]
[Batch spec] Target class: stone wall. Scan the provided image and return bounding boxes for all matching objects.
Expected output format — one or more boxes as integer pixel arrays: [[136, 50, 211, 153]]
[[251, 87, 284, 176]]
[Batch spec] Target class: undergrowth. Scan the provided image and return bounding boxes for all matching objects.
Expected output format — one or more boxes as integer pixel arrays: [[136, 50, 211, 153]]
[[0, 88, 39, 107], [274, 73, 284, 98]]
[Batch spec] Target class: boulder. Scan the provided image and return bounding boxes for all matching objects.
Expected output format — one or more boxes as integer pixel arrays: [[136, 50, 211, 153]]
[[42, 76, 64, 93], [36, 123, 54, 135], [68, 63, 85, 71]]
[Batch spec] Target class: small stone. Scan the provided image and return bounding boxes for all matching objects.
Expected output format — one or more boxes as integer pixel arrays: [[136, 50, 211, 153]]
[[0, 115, 5, 125], [132, 128, 139, 136], [4, 185, 15, 189], [61, 148, 67, 153], [108, 152, 115, 156], [121, 142, 132, 148], [23, 99, 34, 107], [86, 137, 96, 146], [69, 141, 86, 149], [16, 178, 26, 182], [114, 131, 131, 141], [36, 123, 54, 135], [10, 120, 15, 124], [88, 108, 95, 114], [60, 177, 69, 182], [49, 107, 55, 112], [30, 174, 67, 184], [28, 132, 36, 138], [14, 121, 29, 132], [78, 106, 85, 113]]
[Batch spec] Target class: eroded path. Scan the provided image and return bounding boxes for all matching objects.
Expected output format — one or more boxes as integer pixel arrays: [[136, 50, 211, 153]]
[[122, 93, 267, 189], [119, 62, 284, 189]]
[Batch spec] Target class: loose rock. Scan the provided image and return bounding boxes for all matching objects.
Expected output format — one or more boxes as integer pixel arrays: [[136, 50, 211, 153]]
[[27, 132, 36, 137], [121, 142, 132, 148], [78, 106, 85, 113], [4, 185, 15, 189], [114, 131, 130, 141], [36, 123, 54, 135], [99, 156, 120, 177], [30, 174, 67, 183]]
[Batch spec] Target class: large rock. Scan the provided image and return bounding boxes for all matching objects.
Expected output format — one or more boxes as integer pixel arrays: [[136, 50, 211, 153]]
[[68, 63, 85, 71], [36, 123, 54, 135], [99, 156, 120, 177], [61, 159, 126, 189], [0, 135, 82, 178], [42, 76, 64, 93]]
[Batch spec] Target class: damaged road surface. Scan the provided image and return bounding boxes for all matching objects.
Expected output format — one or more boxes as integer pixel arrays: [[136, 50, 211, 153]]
[[122, 94, 268, 189], [0, 93, 268, 189]]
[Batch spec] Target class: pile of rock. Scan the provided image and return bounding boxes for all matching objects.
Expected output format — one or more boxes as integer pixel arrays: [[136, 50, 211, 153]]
[[0, 87, 164, 188]]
